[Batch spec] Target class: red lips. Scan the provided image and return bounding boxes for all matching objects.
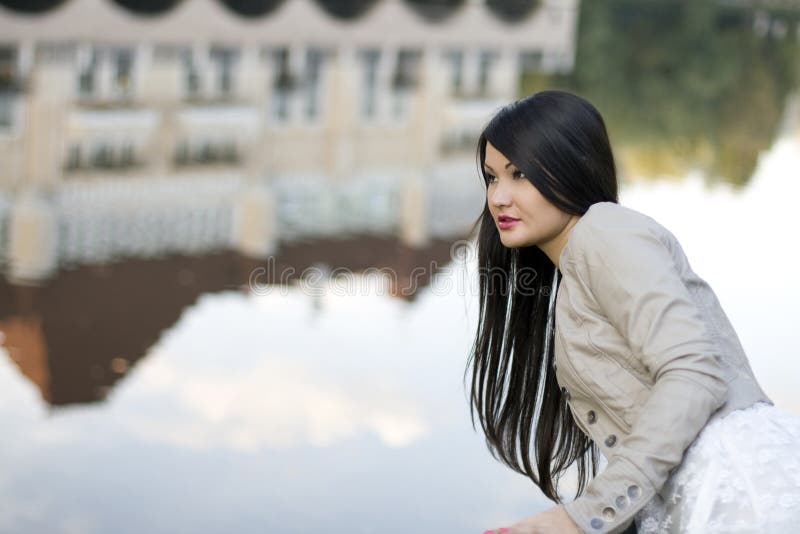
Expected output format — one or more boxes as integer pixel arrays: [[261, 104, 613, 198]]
[[497, 215, 520, 230]]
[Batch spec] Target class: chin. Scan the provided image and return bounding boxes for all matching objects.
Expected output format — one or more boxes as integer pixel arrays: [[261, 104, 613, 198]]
[[499, 235, 523, 248], [504, 237, 538, 250]]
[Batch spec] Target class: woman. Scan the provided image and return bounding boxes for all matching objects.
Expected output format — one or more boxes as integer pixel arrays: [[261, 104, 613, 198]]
[[467, 90, 800, 534]]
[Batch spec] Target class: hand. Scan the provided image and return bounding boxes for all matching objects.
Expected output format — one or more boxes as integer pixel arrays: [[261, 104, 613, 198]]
[[484, 504, 582, 534]]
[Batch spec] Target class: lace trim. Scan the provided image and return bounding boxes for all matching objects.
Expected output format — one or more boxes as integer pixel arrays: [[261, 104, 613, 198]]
[[635, 401, 800, 533]]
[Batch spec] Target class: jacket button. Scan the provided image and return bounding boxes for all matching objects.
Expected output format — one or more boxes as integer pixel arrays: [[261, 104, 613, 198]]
[[590, 517, 603, 530], [627, 484, 641, 499], [602, 507, 616, 520], [604, 434, 617, 447], [586, 410, 597, 424], [561, 386, 570, 401], [615, 495, 628, 509]]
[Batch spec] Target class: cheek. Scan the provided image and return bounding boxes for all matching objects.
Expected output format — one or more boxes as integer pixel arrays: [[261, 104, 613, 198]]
[[523, 203, 563, 234], [516, 184, 545, 209], [542, 210, 571, 237], [519, 195, 548, 219]]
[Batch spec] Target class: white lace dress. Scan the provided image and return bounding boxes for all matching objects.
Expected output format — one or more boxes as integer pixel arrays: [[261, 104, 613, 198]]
[[632, 401, 800, 533]]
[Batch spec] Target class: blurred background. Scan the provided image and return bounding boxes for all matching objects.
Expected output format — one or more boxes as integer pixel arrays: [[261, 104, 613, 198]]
[[0, 0, 799, 532]]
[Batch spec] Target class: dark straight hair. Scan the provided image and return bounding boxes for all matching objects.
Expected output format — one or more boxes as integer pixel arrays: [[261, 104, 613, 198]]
[[464, 90, 619, 502]]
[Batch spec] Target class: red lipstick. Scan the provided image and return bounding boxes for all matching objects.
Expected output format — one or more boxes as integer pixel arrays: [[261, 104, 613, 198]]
[[498, 215, 520, 230]]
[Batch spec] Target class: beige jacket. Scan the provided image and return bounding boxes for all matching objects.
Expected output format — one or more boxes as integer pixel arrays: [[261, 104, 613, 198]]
[[553, 202, 772, 533]]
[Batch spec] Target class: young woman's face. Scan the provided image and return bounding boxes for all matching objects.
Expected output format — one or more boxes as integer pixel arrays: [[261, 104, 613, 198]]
[[484, 140, 574, 250]]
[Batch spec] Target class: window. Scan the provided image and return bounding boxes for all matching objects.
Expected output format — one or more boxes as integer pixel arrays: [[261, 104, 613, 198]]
[[0, 93, 12, 129], [65, 144, 81, 170], [111, 47, 134, 99], [0, 46, 19, 90], [391, 48, 421, 119], [91, 143, 114, 168], [392, 49, 420, 91], [181, 48, 201, 98], [270, 47, 294, 122], [174, 139, 190, 165], [78, 47, 98, 98], [173, 138, 240, 166], [119, 141, 135, 166], [519, 50, 543, 73], [477, 49, 498, 97], [443, 49, 464, 96], [221, 140, 238, 163], [198, 141, 215, 163], [66, 140, 140, 170], [210, 46, 239, 98], [359, 48, 380, 120], [304, 48, 326, 120]]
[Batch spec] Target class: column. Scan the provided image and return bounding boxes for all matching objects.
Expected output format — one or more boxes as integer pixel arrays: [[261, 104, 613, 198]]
[[232, 185, 278, 259], [411, 46, 449, 168], [6, 189, 58, 284], [25, 60, 72, 191], [326, 45, 358, 184], [399, 172, 430, 248]]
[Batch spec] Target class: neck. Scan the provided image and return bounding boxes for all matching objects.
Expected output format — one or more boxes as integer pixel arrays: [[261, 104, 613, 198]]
[[540, 214, 581, 270]]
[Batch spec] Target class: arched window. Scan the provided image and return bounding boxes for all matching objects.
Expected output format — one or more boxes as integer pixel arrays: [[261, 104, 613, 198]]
[[311, 0, 379, 20], [109, 0, 183, 16], [218, 0, 286, 17], [0, 0, 69, 14], [403, 0, 465, 23], [485, 0, 539, 24]]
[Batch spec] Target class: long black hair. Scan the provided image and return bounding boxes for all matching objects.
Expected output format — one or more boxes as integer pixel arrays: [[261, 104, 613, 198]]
[[465, 89, 619, 502]]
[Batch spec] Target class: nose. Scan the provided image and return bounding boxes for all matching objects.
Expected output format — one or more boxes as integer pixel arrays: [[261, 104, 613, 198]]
[[489, 180, 512, 208]]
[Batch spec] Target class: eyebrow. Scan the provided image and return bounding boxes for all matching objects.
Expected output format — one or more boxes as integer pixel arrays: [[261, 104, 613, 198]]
[[483, 162, 515, 173]]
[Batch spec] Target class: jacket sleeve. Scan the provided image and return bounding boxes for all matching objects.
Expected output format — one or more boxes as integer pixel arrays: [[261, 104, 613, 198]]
[[561, 218, 731, 534]]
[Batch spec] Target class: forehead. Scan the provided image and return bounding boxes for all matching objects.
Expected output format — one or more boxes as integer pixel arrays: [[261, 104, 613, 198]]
[[484, 141, 516, 168]]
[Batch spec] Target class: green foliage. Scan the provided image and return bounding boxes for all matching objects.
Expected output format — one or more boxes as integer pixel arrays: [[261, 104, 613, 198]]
[[523, 0, 800, 185]]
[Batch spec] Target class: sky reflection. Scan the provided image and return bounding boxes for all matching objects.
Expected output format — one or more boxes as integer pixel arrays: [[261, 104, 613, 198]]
[[1, 131, 799, 533]]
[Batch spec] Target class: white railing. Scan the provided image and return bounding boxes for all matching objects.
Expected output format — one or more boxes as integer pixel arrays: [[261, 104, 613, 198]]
[[3, 168, 484, 272], [55, 175, 244, 265]]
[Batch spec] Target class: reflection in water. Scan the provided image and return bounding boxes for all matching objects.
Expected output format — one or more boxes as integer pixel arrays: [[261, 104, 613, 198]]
[[0, 229, 517, 534], [0, 108, 799, 534], [0, 314, 49, 403], [121, 296, 433, 451], [0, 253, 242, 406], [0, 235, 459, 408], [0, 135, 799, 532], [529, 2, 800, 186]]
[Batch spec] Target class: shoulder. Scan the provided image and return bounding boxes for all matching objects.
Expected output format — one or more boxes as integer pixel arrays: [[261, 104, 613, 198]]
[[559, 203, 696, 325], [562, 201, 679, 272], [571, 201, 663, 243]]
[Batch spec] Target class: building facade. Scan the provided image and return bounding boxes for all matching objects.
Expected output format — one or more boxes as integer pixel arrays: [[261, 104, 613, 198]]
[[0, 0, 579, 282], [0, 0, 579, 189]]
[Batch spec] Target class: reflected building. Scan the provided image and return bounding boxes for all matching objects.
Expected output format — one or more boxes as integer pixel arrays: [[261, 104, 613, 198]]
[[0, 234, 457, 406], [0, 0, 579, 403]]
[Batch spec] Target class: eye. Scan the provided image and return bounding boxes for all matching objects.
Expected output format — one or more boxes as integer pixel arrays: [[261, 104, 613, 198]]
[[484, 170, 524, 184]]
